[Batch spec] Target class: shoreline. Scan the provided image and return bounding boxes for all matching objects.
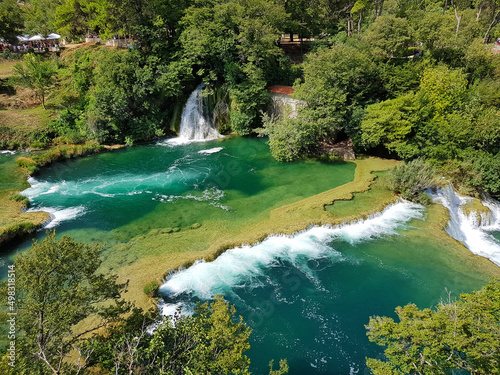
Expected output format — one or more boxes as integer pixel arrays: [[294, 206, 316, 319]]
[[110, 157, 403, 310], [0, 143, 126, 247]]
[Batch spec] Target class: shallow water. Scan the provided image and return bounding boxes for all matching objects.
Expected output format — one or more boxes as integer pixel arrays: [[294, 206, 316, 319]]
[[2, 139, 499, 374], [159, 202, 496, 374], [2, 136, 355, 258]]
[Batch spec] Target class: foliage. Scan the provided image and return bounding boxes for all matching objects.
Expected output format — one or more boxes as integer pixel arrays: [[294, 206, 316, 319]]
[[0, 0, 24, 44], [461, 150, 500, 198], [0, 231, 128, 374], [362, 15, 414, 57], [360, 64, 499, 164], [257, 111, 320, 162], [12, 54, 57, 110], [293, 43, 382, 147], [385, 158, 437, 203], [24, 0, 64, 36], [84, 295, 289, 375], [366, 279, 500, 374]]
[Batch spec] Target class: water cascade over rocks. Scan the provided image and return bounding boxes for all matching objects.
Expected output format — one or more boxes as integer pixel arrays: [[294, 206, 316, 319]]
[[430, 184, 500, 265], [175, 84, 222, 143], [159, 201, 425, 308], [268, 92, 303, 119]]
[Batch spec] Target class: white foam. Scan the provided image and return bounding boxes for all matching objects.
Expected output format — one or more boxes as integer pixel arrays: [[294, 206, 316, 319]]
[[27, 206, 85, 229], [155, 187, 230, 211], [0, 150, 16, 155], [198, 147, 223, 154], [430, 185, 500, 266], [22, 166, 202, 199], [159, 136, 223, 146], [159, 201, 424, 307]]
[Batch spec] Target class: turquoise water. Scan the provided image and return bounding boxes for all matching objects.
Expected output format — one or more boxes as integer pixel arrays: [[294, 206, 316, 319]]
[[15, 137, 355, 247], [159, 202, 495, 374], [2, 139, 499, 374]]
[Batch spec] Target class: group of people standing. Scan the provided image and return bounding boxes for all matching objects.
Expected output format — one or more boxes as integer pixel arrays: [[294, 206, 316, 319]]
[[0, 41, 59, 53]]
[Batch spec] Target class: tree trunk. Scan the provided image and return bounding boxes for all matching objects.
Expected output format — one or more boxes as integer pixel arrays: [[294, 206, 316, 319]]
[[358, 11, 363, 35], [443, 0, 448, 15], [483, 10, 500, 43], [454, 5, 462, 35], [347, 14, 354, 37], [378, 0, 384, 16], [476, 5, 482, 21]]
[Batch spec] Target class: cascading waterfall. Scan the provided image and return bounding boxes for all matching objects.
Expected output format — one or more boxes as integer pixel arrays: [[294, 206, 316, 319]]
[[268, 93, 303, 119], [158, 201, 425, 311], [176, 83, 222, 143], [430, 184, 500, 266]]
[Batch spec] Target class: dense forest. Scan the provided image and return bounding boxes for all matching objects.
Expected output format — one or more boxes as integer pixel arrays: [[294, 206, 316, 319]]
[[1, 0, 500, 198], [1, 0, 500, 374]]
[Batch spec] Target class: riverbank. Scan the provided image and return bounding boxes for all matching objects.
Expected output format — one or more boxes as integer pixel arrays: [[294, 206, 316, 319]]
[[0, 143, 127, 247]]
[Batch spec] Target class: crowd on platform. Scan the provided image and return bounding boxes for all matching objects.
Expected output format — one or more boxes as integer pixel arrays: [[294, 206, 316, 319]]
[[0, 33, 62, 53]]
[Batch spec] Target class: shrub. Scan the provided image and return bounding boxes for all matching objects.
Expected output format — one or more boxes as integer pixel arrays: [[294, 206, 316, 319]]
[[9, 193, 30, 208], [143, 281, 159, 297], [385, 158, 438, 203]]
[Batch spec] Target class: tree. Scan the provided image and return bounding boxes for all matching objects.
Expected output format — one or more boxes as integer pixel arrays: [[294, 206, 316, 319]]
[[293, 43, 381, 142], [257, 110, 321, 162], [85, 295, 289, 374], [0, 0, 24, 44], [12, 54, 57, 110], [24, 0, 63, 36], [366, 279, 500, 374], [362, 14, 414, 57], [0, 231, 128, 374]]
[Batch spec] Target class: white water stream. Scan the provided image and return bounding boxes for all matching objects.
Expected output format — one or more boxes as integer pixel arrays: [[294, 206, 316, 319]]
[[430, 184, 500, 266], [167, 84, 222, 145]]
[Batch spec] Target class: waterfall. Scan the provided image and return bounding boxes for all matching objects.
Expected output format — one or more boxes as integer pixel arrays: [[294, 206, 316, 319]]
[[268, 93, 303, 119], [176, 84, 222, 143], [430, 184, 500, 266]]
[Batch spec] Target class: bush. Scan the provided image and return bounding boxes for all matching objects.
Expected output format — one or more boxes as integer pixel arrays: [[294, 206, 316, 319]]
[[385, 158, 438, 203], [143, 280, 159, 297], [9, 193, 30, 208]]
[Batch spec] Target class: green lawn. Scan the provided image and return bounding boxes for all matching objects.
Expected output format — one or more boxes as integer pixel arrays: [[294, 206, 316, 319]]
[[0, 60, 19, 78]]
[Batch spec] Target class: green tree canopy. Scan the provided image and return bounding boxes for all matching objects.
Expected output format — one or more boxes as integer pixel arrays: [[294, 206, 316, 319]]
[[0, 0, 24, 44], [362, 14, 414, 57], [366, 279, 500, 374], [84, 295, 289, 374], [0, 231, 128, 374]]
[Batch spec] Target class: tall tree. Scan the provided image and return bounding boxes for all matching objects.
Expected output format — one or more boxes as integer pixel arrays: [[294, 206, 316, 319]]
[[0, 0, 24, 44], [0, 231, 128, 374]]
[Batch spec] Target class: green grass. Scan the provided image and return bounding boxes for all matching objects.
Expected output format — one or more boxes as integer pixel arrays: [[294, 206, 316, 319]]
[[0, 61, 18, 78]]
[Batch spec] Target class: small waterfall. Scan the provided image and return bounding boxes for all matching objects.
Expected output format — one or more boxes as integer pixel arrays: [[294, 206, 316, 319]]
[[177, 84, 222, 143], [430, 184, 500, 266], [268, 93, 303, 119]]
